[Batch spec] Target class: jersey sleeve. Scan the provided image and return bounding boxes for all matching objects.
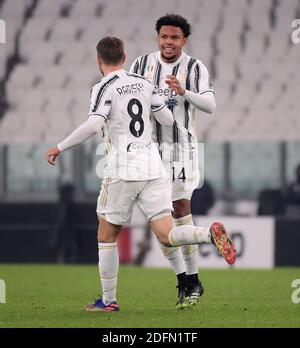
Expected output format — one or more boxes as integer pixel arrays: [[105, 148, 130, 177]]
[[151, 88, 166, 113], [192, 60, 214, 95], [88, 84, 112, 119]]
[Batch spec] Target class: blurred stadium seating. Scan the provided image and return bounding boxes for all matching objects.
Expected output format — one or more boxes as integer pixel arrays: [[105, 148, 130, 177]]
[[0, 0, 299, 203]]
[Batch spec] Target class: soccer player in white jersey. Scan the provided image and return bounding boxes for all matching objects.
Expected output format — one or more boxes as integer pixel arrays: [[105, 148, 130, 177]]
[[130, 14, 216, 308], [45, 37, 236, 312]]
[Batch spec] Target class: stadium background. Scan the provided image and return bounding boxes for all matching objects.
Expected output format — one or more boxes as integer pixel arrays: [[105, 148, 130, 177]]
[[0, 0, 300, 329], [0, 0, 300, 307]]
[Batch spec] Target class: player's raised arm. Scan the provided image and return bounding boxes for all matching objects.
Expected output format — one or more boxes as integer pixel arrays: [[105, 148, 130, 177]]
[[183, 89, 216, 114], [166, 62, 216, 114]]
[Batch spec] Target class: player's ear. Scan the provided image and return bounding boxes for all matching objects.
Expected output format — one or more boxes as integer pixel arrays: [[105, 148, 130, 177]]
[[98, 57, 104, 75], [122, 54, 126, 64]]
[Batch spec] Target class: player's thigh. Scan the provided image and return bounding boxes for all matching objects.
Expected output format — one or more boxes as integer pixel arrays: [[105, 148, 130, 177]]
[[137, 177, 173, 222], [97, 177, 138, 226], [170, 180, 194, 218], [171, 162, 201, 216], [171, 169, 200, 200]]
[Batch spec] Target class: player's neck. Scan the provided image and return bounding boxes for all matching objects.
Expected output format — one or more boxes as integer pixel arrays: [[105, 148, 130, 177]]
[[101, 64, 123, 77], [159, 51, 183, 65]]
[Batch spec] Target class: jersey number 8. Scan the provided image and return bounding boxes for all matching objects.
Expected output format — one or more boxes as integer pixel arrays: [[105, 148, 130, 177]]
[[127, 98, 144, 138]]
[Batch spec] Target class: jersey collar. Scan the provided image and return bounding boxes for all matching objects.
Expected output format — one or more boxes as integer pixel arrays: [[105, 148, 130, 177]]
[[102, 69, 124, 81], [157, 51, 184, 67]]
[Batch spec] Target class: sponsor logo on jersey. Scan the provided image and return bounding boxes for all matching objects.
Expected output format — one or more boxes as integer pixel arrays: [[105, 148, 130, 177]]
[[154, 85, 177, 98], [127, 142, 150, 152], [165, 98, 178, 108]]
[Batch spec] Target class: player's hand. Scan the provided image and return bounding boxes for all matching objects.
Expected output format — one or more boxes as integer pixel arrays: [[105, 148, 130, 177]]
[[165, 75, 185, 96], [45, 146, 61, 166]]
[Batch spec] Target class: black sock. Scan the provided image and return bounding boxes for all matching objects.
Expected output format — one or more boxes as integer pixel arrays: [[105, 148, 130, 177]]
[[186, 273, 200, 284], [176, 272, 186, 285]]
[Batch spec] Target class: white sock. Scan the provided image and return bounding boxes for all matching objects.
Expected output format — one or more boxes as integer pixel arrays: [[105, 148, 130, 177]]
[[168, 225, 211, 247], [98, 242, 119, 305], [174, 215, 199, 275], [159, 242, 185, 275]]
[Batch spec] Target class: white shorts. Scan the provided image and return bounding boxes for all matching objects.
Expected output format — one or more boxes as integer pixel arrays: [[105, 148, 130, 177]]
[[97, 176, 172, 225], [164, 155, 200, 202]]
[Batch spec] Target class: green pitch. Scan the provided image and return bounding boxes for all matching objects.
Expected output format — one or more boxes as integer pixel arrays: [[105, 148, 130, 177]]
[[0, 265, 299, 328]]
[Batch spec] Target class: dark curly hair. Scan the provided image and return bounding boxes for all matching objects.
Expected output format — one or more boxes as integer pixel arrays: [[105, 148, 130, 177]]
[[155, 14, 191, 38]]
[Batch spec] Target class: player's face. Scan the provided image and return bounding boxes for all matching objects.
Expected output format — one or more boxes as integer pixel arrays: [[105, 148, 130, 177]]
[[157, 26, 187, 63]]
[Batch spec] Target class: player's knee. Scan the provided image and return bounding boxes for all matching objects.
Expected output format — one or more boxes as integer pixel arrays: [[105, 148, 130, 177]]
[[156, 233, 171, 247], [172, 199, 190, 218], [159, 239, 170, 247], [97, 225, 102, 242], [98, 235, 117, 243], [97, 226, 116, 243]]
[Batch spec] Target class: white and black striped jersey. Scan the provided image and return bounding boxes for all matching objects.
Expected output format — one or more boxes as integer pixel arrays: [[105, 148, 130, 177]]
[[130, 51, 214, 162], [89, 69, 168, 181]]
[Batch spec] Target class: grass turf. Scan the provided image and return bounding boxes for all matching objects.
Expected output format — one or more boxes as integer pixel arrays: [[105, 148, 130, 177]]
[[0, 265, 299, 328]]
